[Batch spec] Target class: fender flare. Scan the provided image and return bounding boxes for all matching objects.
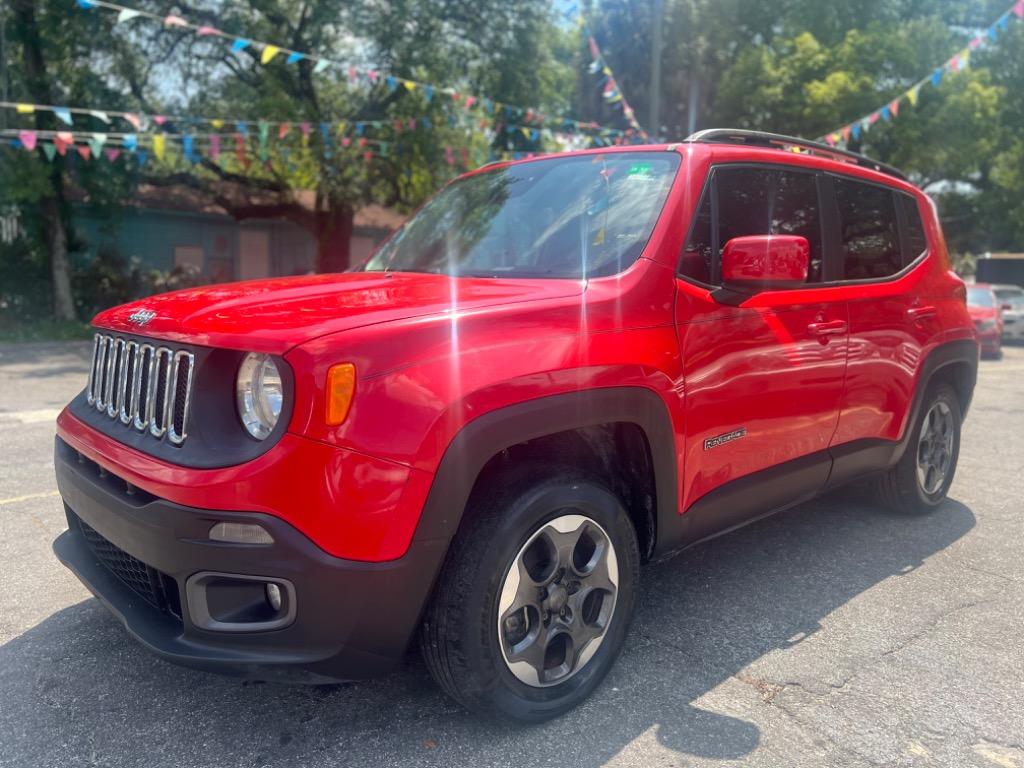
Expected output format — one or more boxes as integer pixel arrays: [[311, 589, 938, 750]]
[[411, 387, 679, 556], [892, 337, 978, 464]]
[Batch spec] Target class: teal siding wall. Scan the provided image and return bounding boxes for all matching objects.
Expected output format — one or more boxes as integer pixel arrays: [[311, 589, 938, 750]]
[[71, 206, 320, 279]]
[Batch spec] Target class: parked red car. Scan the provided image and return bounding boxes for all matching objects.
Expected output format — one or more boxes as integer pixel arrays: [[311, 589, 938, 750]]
[[967, 283, 1004, 358], [54, 130, 978, 722]]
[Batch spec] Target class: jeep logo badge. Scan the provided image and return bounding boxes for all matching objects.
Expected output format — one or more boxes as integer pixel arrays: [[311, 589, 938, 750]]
[[127, 309, 157, 326]]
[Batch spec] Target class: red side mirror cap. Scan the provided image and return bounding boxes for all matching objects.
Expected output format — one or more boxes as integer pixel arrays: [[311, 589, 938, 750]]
[[721, 235, 810, 288]]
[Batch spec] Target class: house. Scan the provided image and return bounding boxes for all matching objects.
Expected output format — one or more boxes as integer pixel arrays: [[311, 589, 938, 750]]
[[71, 184, 405, 283]]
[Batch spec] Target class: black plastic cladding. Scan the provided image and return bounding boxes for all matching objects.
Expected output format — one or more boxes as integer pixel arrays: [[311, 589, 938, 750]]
[[68, 330, 294, 469]]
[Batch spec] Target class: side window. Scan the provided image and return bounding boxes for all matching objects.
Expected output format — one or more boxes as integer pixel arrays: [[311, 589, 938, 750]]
[[898, 193, 928, 262], [681, 166, 823, 285], [834, 178, 900, 279]]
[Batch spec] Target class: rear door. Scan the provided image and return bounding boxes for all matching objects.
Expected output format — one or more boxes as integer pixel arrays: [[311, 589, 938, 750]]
[[675, 165, 849, 522], [828, 177, 935, 448]]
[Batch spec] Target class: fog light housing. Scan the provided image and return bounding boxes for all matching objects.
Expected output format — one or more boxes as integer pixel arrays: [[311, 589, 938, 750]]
[[208, 522, 274, 545], [266, 583, 282, 611]]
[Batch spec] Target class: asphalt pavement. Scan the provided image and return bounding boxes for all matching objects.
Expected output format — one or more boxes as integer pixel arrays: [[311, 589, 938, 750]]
[[1, 341, 1022, 768]]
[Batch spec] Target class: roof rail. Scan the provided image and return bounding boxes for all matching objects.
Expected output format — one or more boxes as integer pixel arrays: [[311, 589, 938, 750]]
[[683, 128, 907, 181]]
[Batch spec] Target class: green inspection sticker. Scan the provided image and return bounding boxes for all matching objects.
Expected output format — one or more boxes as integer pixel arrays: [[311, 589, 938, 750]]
[[627, 162, 653, 176]]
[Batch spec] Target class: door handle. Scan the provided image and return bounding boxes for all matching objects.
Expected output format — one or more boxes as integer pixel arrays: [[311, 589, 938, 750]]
[[808, 320, 848, 337], [907, 306, 937, 321]]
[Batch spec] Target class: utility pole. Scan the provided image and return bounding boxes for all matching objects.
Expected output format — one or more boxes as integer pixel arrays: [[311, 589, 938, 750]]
[[648, 0, 663, 141]]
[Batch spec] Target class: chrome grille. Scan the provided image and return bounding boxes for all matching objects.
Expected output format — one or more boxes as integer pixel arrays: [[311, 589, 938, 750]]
[[86, 333, 195, 446]]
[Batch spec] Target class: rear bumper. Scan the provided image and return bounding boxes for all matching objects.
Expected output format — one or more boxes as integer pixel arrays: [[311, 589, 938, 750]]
[[53, 437, 448, 682]]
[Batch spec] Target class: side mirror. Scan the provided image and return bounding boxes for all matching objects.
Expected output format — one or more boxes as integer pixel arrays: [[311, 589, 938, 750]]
[[1001, 303, 1013, 312], [721, 235, 809, 290]]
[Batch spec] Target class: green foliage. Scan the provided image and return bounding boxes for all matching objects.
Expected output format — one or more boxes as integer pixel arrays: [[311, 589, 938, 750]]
[[584, 0, 1024, 256]]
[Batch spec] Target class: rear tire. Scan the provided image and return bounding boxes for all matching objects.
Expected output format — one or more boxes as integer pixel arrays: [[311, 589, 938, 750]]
[[875, 383, 961, 514], [420, 464, 640, 723]]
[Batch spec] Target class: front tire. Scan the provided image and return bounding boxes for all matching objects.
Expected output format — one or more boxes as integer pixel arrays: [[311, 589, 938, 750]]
[[876, 383, 962, 514], [420, 465, 640, 723]]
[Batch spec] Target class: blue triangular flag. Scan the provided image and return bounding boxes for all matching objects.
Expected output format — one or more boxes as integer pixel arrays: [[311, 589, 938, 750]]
[[76, 0, 96, 8], [286, 52, 304, 64], [385, 76, 397, 92], [231, 39, 251, 53], [136, 150, 148, 167], [236, 121, 248, 135], [851, 122, 861, 140], [123, 134, 138, 151], [931, 68, 943, 86], [54, 107, 73, 125], [183, 135, 195, 162], [424, 85, 434, 102], [880, 105, 891, 120]]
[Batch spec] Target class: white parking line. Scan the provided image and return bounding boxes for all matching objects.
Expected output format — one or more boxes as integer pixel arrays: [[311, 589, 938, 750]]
[[0, 408, 62, 425]]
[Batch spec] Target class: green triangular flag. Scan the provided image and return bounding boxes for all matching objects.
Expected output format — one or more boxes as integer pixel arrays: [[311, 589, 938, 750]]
[[42, 142, 57, 161], [88, 138, 104, 157]]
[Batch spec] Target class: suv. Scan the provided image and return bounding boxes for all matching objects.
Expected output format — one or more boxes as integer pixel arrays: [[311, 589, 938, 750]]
[[992, 283, 1024, 342], [53, 130, 978, 723]]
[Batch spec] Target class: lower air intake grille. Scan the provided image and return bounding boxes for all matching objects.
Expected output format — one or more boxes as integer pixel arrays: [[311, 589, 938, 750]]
[[77, 515, 181, 618]]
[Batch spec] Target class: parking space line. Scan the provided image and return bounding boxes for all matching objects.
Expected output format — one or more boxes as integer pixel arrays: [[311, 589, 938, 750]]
[[0, 490, 60, 506]]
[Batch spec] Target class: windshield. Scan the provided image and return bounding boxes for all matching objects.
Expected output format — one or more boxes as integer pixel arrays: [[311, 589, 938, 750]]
[[967, 286, 996, 307], [363, 152, 680, 279]]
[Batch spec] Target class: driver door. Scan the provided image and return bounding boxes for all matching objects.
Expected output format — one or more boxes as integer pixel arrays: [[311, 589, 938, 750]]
[[675, 165, 849, 530]]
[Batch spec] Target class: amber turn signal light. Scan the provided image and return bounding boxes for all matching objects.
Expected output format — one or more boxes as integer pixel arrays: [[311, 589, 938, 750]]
[[325, 363, 357, 425]]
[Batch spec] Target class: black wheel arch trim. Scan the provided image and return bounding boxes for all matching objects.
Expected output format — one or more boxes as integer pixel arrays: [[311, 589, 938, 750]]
[[411, 387, 680, 559]]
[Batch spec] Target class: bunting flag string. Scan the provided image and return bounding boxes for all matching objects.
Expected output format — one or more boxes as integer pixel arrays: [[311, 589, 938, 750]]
[[560, 3, 647, 137], [71, 0, 644, 143], [0, 100, 629, 144], [818, 0, 1024, 146]]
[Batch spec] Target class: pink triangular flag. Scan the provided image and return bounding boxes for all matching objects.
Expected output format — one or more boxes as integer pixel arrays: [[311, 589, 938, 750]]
[[18, 130, 37, 151], [153, 115, 167, 125], [341, 136, 351, 147], [890, 98, 900, 117], [77, 145, 91, 160], [124, 113, 141, 129], [105, 148, 121, 161]]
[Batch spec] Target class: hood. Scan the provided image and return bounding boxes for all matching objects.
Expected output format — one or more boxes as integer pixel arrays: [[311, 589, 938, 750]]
[[93, 272, 584, 353], [967, 305, 998, 321]]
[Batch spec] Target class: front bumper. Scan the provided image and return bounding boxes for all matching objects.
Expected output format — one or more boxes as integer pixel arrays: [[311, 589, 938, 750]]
[[53, 437, 448, 682]]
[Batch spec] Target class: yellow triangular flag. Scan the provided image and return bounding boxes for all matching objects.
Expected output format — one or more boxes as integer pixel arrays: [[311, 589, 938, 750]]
[[959, 48, 970, 68], [153, 134, 166, 160], [16, 104, 34, 114], [261, 45, 281, 65], [907, 85, 921, 107], [403, 80, 416, 91], [211, 119, 224, 129]]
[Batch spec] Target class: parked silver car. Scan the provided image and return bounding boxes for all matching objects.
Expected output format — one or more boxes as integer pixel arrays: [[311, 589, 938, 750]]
[[993, 284, 1024, 341]]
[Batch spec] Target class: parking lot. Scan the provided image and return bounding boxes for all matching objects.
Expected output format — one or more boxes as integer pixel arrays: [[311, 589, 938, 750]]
[[0, 341, 1022, 768]]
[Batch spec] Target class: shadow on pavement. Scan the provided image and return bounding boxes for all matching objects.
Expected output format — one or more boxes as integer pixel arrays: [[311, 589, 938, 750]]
[[0, 488, 975, 768]]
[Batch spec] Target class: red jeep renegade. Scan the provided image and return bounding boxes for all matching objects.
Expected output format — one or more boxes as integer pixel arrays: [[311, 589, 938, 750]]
[[53, 130, 978, 722]]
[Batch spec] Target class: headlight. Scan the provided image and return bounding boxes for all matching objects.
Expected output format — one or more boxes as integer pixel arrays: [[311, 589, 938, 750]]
[[236, 353, 283, 440]]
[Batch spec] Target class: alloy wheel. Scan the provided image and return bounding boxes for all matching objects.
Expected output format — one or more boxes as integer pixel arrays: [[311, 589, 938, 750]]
[[497, 514, 618, 688], [916, 400, 955, 495]]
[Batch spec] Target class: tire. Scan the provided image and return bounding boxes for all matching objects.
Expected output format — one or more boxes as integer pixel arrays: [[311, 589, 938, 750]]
[[875, 382, 962, 515], [419, 464, 640, 723]]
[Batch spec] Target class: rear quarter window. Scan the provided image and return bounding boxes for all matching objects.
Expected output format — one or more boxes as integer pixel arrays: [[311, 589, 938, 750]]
[[834, 177, 901, 280]]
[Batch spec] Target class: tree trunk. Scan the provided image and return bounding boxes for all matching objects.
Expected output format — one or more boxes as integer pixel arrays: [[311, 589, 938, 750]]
[[43, 194, 75, 320], [12, 0, 76, 320], [316, 204, 355, 274]]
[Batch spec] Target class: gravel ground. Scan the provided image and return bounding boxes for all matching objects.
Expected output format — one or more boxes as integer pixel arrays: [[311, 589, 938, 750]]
[[0, 341, 1021, 768]]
